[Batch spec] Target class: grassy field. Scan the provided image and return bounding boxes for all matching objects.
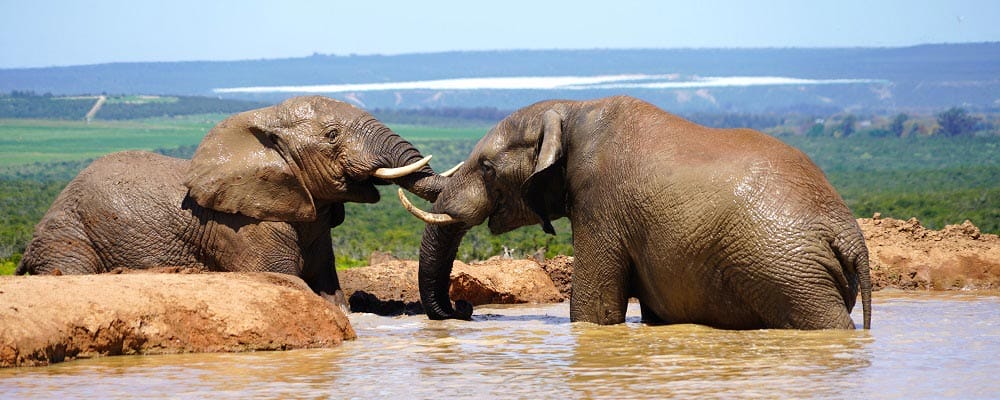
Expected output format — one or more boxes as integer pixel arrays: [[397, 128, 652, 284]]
[[0, 118, 487, 167], [0, 117, 221, 166], [391, 124, 489, 141], [1, 115, 997, 271]]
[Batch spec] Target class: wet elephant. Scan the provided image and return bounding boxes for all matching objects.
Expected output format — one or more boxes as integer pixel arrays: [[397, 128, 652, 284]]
[[401, 95, 871, 329], [17, 96, 446, 307]]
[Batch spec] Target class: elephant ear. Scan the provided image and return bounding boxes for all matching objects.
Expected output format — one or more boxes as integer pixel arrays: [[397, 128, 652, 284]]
[[522, 109, 568, 235], [184, 112, 317, 222]]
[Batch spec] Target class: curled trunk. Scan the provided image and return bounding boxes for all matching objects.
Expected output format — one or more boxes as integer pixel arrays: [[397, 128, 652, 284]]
[[371, 128, 447, 202], [418, 222, 474, 320]]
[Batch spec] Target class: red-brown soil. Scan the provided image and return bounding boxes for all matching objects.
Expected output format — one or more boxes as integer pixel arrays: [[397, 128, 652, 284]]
[[860, 215, 1000, 290], [340, 258, 562, 315], [0, 272, 355, 368]]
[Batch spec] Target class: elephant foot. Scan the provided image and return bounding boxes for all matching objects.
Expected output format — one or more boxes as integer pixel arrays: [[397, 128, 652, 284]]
[[321, 290, 350, 315]]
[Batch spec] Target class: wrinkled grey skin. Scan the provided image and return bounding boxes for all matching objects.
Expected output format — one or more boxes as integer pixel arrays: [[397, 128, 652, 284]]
[[417, 96, 871, 329], [17, 96, 445, 306]]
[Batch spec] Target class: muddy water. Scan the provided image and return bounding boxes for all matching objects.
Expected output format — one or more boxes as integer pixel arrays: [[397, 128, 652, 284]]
[[2, 292, 998, 399]]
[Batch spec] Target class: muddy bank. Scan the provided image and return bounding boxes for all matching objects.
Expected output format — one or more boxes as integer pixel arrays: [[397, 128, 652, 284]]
[[860, 215, 1000, 290], [0, 272, 355, 368], [340, 256, 562, 315]]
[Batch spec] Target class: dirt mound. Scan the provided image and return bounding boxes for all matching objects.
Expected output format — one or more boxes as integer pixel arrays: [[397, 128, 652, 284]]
[[860, 214, 1000, 290], [340, 259, 424, 315], [540, 255, 574, 299], [455, 258, 564, 305], [0, 273, 355, 368], [340, 258, 562, 315]]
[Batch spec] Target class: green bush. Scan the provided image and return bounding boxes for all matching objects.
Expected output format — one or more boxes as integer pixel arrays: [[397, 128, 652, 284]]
[[0, 254, 18, 275]]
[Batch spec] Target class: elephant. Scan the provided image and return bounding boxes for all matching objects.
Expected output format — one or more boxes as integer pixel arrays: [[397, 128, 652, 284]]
[[399, 95, 872, 330], [16, 96, 446, 307]]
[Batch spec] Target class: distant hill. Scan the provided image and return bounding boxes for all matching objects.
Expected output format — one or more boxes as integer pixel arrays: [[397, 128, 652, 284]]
[[2, 44, 997, 112], [0, 93, 267, 120]]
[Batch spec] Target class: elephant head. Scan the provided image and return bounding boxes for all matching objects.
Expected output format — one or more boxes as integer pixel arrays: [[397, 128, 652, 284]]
[[398, 101, 569, 320], [185, 95, 447, 221]]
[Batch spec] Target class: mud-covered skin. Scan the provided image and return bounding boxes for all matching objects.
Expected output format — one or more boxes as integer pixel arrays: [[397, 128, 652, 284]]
[[417, 96, 871, 329], [17, 96, 446, 302]]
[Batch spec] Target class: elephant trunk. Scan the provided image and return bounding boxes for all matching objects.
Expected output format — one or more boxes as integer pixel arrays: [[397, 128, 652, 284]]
[[419, 222, 474, 320], [392, 170, 448, 203], [369, 126, 446, 202]]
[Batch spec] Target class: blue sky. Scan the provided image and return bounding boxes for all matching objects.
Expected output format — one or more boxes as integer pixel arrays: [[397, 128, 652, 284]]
[[1, 0, 998, 68]]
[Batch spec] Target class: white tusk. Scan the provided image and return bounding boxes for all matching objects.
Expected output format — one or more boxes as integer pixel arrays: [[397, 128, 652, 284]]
[[440, 162, 464, 177], [373, 155, 433, 179], [397, 188, 456, 225]]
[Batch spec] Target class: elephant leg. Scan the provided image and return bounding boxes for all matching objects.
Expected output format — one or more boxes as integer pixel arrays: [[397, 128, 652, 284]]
[[781, 281, 856, 329], [628, 272, 668, 324], [318, 269, 348, 315], [19, 241, 101, 275], [18, 217, 102, 275], [639, 299, 668, 325], [752, 260, 856, 329], [302, 236, 348, 313], [569, 227, 631, 325]]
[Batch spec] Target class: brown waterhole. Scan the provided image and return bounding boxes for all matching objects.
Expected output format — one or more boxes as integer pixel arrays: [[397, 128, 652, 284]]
[[1, 291, 997, 399]]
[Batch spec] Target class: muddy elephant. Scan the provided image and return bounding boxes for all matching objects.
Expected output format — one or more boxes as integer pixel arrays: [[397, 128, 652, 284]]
[[17, 96, 445, 306], [400, 95, 872, 329]]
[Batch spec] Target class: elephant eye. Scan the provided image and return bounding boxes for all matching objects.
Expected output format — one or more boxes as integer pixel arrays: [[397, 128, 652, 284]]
[[325, 126, 341, 139], [481, 161, 496, 180]]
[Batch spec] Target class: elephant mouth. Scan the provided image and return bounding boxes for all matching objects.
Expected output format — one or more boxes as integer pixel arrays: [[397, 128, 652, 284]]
[[343, 180, 381, 203], [328, 155, 436, 204]]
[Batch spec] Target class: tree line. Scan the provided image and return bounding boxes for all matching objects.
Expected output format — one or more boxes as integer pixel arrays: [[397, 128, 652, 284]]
[[5, 91, 995, 138], [798, 107, 992, 138], [371, 107, 510, 127]]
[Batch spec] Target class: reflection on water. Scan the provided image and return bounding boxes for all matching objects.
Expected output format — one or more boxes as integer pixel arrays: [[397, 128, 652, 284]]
[[2, 292, 998, 399]]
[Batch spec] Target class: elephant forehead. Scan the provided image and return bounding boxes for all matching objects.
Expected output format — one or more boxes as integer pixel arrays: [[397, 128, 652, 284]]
[[309, 97, 370, 120], [475, 128, 532, 158], [472, 133, 503, 158], [267, 102, 317, 126]]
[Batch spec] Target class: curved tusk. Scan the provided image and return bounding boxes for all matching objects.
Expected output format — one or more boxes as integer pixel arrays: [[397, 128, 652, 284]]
[[439, 161, 464, 177], [373, 155, 433, 179], [397, 188, 456, 225]]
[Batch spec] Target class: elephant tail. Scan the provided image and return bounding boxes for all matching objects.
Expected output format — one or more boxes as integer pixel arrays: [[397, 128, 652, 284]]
[[833, 229, 872, 329], [851, 245, 872, 330]]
